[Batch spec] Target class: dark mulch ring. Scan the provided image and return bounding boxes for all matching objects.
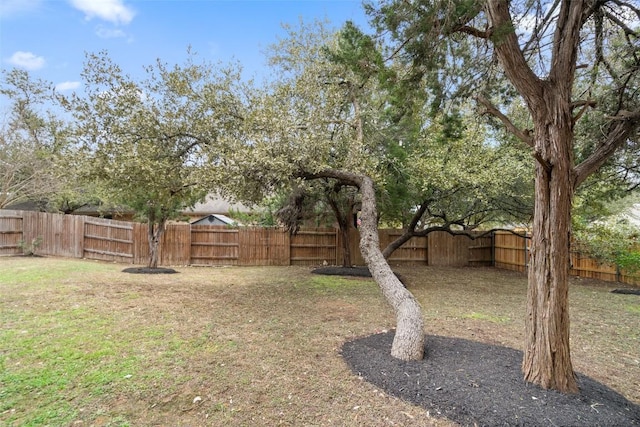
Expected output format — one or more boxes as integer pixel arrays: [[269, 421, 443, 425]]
[[121, 267, 178, 274], [341, 332, 640, 426], [612, 288, 640, 295], [312, 266, 373, 277], [311, 266, 406, 284]]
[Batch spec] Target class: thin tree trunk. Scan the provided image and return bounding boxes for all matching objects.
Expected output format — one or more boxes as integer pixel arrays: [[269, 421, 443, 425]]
[[522, 103, 578, 393], [147, 217, 166, 269], [358, 175, 425, 360], [339, 223, 352, 267], [305, 169, 425, 360], [327, 191, 353, 267]]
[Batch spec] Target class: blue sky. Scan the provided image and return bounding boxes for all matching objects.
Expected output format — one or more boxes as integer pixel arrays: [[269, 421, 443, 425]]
[[0, 0, 370, 99]]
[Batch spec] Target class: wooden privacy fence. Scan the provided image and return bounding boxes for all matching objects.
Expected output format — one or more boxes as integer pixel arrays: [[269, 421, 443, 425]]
[[494, 231, 639, 286], [0, 210, 492, 268], [1, 210, 637, 285]]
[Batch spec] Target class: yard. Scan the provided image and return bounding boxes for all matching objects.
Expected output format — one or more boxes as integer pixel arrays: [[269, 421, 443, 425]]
[[1, 257, 638, 426]]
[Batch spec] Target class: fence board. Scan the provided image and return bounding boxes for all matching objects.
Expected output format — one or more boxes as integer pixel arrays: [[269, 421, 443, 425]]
[[160, 223, 191, 266], [190, 226, 239, 266], [0, 211, 23, 255], [428, 232, 474, 266], [83, 217, 134, 263], [291, 228, 336, 266], [469, 235, 493, 266], [494, 231, 529, 273], [239, 227, 289, 266], [493, 231, 640, 286], [380, 230, 428, 265]]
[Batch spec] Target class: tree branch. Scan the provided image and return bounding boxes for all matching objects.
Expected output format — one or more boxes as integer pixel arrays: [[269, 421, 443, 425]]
[[486, 1, 543, 102], [476, 95, 533, 146], [571, 99, 597, 124], [549, 1, 583, 86], [574, 111, 640, 187], [457, 25, 491, 39]]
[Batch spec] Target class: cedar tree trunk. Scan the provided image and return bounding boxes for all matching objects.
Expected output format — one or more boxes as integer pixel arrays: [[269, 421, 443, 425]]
[[522, 95, 578, 393], [487, 0, 582, 393], [485, 0, 640, 393]]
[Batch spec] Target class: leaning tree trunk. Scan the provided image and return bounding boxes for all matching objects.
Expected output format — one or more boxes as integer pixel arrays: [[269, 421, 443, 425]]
[[307, 169, 425, 360], [358, 175, 425, 360], [522, 104, 578, 393]]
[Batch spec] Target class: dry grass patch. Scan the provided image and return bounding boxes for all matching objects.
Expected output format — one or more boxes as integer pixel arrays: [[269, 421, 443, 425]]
[[1, 258, 638, 426]]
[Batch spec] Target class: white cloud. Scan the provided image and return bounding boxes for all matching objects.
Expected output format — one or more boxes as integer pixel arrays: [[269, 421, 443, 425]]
[[69, 0, 135, 25], [96, 25, 126, 39], [55, 81, 81, 92], [0, 0, 42, 19], [7, 51, 45, 70]]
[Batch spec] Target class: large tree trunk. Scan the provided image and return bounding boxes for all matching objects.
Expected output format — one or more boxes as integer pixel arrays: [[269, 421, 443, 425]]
[[486, 0, 581, 394], [522, 98, 578, 393]]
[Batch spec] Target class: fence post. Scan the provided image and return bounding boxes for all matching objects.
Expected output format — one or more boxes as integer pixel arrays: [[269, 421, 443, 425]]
[[523, 231, 528, 272], [491, 231, 495, 267]]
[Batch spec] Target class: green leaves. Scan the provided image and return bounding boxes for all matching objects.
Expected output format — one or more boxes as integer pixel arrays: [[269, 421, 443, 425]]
[[63, 50, 248, 225]]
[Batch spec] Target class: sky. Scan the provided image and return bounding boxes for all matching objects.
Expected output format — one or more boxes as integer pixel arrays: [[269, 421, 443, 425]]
[[0, 0, 370, 101]]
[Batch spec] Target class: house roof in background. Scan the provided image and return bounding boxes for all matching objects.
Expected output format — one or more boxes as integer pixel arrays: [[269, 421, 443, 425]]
[[191, 213, 242, 226], [187, 195, 251, 214]]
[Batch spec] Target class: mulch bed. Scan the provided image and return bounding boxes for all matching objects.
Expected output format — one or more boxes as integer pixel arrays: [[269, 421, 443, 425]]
[[312, 266, 373, 277], [341, 332, 640, 426], [612, 288, 640, 295], [122, 267, 178, 274]]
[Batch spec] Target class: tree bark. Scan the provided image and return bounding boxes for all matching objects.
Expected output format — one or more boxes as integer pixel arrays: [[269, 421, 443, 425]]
[[522, 95, 579, 393], [327, 190, 354, 267], [486, 0, 582, 394], [339, 223, 352, 267], [306, 169, 425, 359], [359, 174, 425, 359], [147, 217, 166, 269]]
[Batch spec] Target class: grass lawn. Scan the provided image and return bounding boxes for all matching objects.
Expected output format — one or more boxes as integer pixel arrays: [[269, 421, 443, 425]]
[[1, 257, 638, 426]]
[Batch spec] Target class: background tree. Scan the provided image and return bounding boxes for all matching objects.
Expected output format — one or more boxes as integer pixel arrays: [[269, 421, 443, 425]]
[[63, 51, 247, 268], [378, 109, 534, 258], [241, 20, 387, 268], [369, 0, 640, 392], [0, 69, 70, 209]]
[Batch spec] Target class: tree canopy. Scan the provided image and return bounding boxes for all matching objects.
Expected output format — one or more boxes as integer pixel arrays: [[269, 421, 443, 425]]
[[0, 69, 72, 210], [61, 51, 248, 268]]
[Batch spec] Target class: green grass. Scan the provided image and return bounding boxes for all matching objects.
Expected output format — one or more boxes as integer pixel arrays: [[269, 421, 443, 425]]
[[0, 304, 143, 425], [1, 257, 638, 427], [0, 257, 113, 286], [625, 304, 640, 314]]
